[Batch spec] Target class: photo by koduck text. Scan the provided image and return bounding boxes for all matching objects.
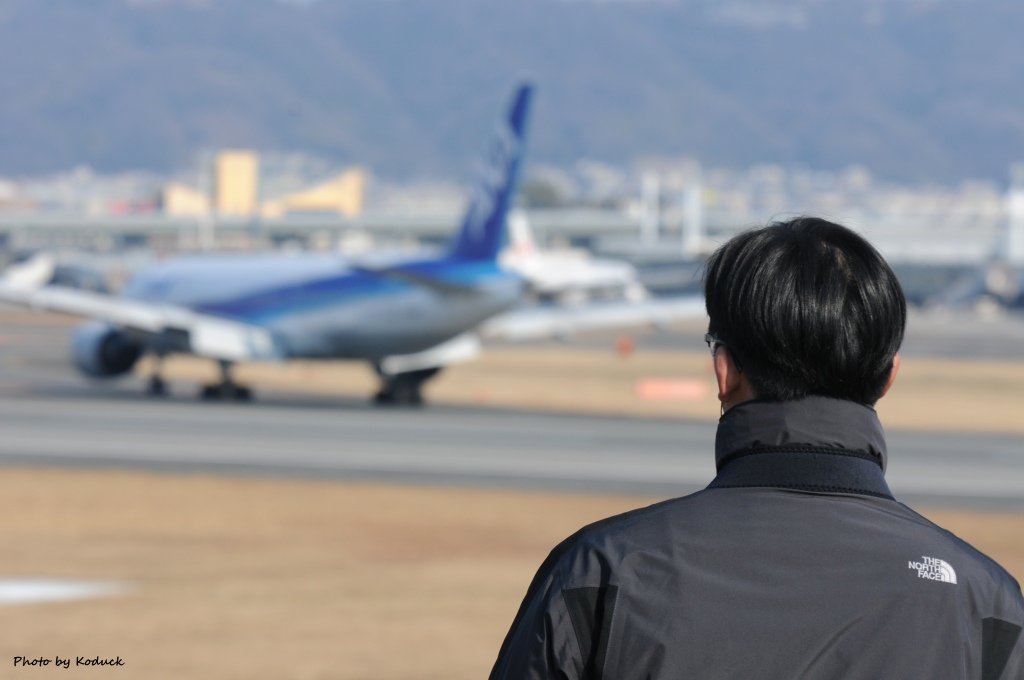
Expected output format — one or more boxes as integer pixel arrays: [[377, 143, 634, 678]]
[[12, 655, 124, 669]]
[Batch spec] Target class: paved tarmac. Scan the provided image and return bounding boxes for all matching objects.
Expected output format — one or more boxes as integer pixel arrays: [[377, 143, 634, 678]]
[[1, 310, 1023, 507]]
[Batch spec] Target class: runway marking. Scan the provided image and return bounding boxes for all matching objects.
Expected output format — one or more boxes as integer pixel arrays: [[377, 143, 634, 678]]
[[0, 579, 128, 606]]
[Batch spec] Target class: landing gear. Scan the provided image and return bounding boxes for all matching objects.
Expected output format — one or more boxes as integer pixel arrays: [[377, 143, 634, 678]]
[[373, 367, 441, 406], [200, 383, 253, 401], [147, 355, 168, 396], [199, 360, 254, 402], [147, 374, 168, 396]]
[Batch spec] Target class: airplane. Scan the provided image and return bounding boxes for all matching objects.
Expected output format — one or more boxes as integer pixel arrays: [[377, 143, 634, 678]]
[[923, 179, 1024, 315], [928, 258, 1024, 315], [500, 210, 648, 304], [0, 84, 705, 405]]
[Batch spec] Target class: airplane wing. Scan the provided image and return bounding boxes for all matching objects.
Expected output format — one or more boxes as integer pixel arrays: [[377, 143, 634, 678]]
[[350, 265, 482, 297], [0, 281, 281, 362], [479, 296, 706, 342]]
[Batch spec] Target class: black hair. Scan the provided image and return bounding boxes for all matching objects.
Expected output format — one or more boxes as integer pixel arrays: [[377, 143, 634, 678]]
[[703, 217, 906, 405]]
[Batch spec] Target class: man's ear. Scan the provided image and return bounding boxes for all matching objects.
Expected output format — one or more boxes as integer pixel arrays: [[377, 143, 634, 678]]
[[714, 347, 754, 411], [877, 353, 901, 400]]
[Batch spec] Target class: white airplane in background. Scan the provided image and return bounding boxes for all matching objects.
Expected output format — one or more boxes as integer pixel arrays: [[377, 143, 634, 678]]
[[500, 210, 648, 304], [0, 84, 705, 405]]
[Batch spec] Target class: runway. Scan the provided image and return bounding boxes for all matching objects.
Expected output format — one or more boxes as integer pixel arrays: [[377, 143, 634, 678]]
[[1, 311, 1023, 507], [2, 379, 1024, 508]]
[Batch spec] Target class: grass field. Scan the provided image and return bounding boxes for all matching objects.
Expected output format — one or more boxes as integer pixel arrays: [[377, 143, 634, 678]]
[[0, 469, 1021, 680]]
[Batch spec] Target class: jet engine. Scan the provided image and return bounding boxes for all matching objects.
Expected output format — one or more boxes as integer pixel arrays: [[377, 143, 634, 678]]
[[71, 321, 144, 378]]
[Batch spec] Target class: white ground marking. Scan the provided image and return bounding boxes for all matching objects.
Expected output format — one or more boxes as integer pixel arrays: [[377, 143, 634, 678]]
[[0, 579, 128, 605]]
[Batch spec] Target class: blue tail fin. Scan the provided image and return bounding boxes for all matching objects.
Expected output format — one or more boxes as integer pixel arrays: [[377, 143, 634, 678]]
[[447, 83, 534, 261]]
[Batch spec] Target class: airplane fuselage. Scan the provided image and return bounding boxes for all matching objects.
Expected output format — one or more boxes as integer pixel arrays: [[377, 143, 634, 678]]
[[121, 253, 524, 360]]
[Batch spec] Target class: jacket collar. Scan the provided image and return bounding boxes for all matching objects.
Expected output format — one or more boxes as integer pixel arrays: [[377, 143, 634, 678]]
[[709, 396, 893, 499]]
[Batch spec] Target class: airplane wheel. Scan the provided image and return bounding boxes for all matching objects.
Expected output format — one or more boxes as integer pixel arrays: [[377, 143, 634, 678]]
[[147, 376, 168, 397], [392, 382, 423, 406], [199, 384, 253, 401], [373, 386, 420, 406], [372, 367, 439, 407], [372, 380, 424, 406]]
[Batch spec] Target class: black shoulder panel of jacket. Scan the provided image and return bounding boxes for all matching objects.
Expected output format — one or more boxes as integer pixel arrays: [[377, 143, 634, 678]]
[[982, 617, 1022, 680], [488, 497, 685, 680], [563, 586, 618, 680]]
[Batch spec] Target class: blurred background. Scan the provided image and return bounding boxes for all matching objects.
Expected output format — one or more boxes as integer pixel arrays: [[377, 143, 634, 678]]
[[1, 1, 1023, 678]]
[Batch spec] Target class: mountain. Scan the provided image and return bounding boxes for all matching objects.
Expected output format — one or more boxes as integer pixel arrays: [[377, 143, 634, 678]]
[[2, 0, 1024, 182]]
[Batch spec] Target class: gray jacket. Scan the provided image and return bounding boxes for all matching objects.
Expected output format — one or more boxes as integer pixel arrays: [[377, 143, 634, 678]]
[[490, 397, 1024, 679]]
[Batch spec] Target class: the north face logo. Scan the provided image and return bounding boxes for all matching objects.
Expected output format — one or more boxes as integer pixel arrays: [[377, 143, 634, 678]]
[[908, 556, 957, 584]]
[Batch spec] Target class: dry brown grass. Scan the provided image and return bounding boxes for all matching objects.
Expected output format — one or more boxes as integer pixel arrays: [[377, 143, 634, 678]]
[[0, 469, 1021, 679]]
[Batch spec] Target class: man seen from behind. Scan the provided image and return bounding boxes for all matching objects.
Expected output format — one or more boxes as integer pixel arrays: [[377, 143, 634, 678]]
[[489, 217, 1024, 680]]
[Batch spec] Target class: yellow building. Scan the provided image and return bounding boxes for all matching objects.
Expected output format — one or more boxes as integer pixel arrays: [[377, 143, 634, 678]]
[[215, 150, 259, 216], [162, 182, 210, 217], [261, 168, 366, 219]]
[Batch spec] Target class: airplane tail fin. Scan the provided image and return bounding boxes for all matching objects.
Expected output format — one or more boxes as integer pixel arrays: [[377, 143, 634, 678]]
[[507, 210, 537, 257], [447, 83, 534, 262]]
